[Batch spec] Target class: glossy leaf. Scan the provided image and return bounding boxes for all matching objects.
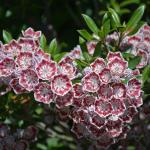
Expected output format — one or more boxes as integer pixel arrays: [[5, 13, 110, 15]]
[[128, 56, 141, 69], [77, 29, 93, 41], [3, 30, 13, 43], [142, 65, 150, 83], [40, 34, 47, 49], [82, 14, 99, 34], [108, 8, 121, 27], [126, 5, 145, 33], [49, 38, 57, 56]]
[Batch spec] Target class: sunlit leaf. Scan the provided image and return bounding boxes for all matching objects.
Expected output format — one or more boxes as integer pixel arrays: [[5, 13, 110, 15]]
[[3, 30, 13, 43], [82, 14, 99, 34]]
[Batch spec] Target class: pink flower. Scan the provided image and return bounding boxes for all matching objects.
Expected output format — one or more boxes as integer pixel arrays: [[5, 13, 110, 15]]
[[91, 113, 106, 128], [90, 58, 106, 74], [99, 68, 111, 84], [4, 40, 21, 57], [18, 38, 38, 53], [55, 91, 73, 108], [19, 69, 39, 91], [108, 57, 128, 76], [36, 59, 57, 80], [34, 49, 51, 63], [51, 74, 72, 96], [86, 41, 97, 55], [10, 78, 26, 94], [136, 49, 148, 68], [110, 98, 126, 116], [34, 82, 53, 104], [107, 52, 123, 61], [0, 57, 15, 77], [73, 83, 85, 98], [112, 83, 126, 99], [82, 72, 100, 93], [95, 99, 112, 118], [71, 123, 86, 139], [58, 62, 76, 79], [97, 84, 113, 100], [22, 27, 41, 39], [127, 78, 141, 97], [16, 52, 33, 70]]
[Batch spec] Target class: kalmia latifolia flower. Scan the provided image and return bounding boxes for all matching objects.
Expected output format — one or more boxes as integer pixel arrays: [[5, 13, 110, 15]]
[[51, 74, 72, 96], [19, 69, 39, 91], [122, 24, 150, 67], [34, 82, 53, 104], [0, 27, 145, 150], [36, 59, 57, 80]]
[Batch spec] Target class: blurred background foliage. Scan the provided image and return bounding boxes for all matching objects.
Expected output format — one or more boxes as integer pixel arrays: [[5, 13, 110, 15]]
[[0, 0, 149, 49]]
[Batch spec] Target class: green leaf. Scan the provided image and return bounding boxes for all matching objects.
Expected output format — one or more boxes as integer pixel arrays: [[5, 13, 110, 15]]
[[49, 38, 57, 56], [126, 5, 145, 33], [93, 42, 101, 57], [77, 29, 93, 41], [120, 0, 140, 7], [53, 52, 67, 62], [103, 19, 110, 37], [40, 34, 47, 49], [102, 12, 109, 24], [142, 65, 150, 83], [83, 51, 92, 62], [82, 14, 99, 34], [128, 56, 141, 69], [128, 21, 145, 35], [108, 8, 121, 27], [79, 36, 86, 44], [75, 59, 88, 68], [3, 30, 13, 43], [122, 52, 134, 59]]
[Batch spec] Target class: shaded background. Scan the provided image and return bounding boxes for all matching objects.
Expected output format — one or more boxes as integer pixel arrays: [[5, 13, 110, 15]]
[[0, 0, 149, 49]]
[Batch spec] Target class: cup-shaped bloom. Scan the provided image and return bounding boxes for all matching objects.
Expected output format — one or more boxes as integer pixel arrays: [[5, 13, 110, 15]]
[[34, 82, 53, 104], [51, 74, 72, 96], [36, 59, 57, 80], [19, 69, 39, 91], [90, 58, 106, 74], [16, 52, 33, 70], [82, 72, 100, 93]]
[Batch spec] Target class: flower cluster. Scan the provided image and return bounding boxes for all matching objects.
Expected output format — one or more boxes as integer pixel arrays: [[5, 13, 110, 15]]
[[126, 24, 150, 67], [68, 52, 143, 149], [0, 28, 144, 149], [0, 123, 38, 150]]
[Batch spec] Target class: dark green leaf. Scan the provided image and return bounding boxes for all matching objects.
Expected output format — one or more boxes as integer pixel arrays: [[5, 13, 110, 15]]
[[120, 0, 140, 7], [53, 52, 67, 62], [102, 12, 109, 24], [93, 42, 101, 57], [126, 5, 145, 33], [142, 65, 150, 83], [83, 52, 92, 62], [3, 30, 13, 43], [82, 14, 99, 34], [108, 8, 121, 27], [79, 36, 86, 44], [49, 38, 57, 56], [75, 59, 88, 68], [122, 52, 134, 59], [77, 29, 93, 41], [103, 19, 110, 37], [128, 21, 145, 35], [128, 56, 141, 69]]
